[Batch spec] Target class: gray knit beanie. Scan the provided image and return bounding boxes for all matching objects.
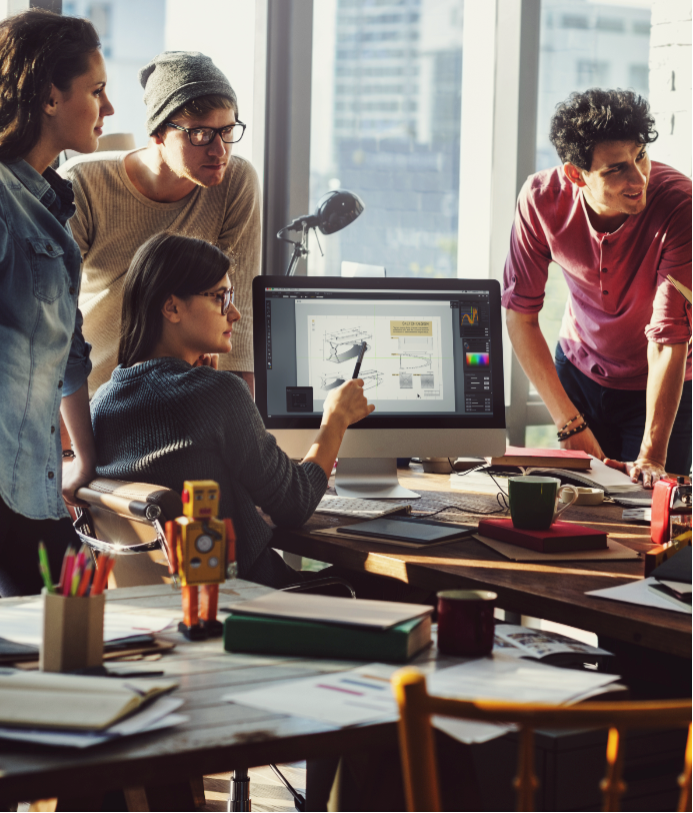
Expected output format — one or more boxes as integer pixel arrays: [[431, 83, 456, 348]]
[[139, 51, 238, 135]]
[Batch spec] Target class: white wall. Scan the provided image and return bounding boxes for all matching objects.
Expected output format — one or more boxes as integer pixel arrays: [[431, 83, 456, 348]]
[[648, 0, 692, 176]]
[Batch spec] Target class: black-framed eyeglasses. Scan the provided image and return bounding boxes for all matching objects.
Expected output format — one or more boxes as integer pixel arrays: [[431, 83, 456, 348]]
[[166, 121, 246, 146], [193, 287, 235, 315]]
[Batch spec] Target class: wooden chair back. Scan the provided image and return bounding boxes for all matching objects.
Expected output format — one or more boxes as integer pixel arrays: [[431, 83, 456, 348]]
[[391, 667, 692, 812]]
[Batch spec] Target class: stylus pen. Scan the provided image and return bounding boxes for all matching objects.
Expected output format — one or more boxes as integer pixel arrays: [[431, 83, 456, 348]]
[[352, 341, 368, 378]]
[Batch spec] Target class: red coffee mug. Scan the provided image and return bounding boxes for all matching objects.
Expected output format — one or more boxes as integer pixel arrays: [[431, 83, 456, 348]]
[[437, 589, 497, 657]]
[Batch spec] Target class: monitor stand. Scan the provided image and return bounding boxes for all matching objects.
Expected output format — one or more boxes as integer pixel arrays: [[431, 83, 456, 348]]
[[334, 458, 421, 500]]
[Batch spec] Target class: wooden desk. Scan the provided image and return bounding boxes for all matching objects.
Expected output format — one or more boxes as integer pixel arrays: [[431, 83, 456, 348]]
[[273, 465, 691, 662], [0, 580, 406, 811]]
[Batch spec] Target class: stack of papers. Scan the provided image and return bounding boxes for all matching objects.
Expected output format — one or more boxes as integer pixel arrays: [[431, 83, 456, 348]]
[[225, 655, 621, 745], [0, 599, 175, 647], [588, 577, 692, 615], [0, 669, 186, 748]]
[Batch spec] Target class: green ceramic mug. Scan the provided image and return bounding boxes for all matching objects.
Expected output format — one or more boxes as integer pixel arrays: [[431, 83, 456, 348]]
[[508, 476, 578, 530]]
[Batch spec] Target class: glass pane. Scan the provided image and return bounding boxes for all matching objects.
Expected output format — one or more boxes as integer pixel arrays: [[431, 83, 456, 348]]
[[62, 0, 257, 164], [309, 0, 464, 278], [532, 0, 652, 395]]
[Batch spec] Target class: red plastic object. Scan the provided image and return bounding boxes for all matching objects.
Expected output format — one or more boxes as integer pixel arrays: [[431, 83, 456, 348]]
[[651, 478, 677, 546]]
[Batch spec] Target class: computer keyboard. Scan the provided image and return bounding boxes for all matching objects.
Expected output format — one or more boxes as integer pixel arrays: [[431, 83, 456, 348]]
[[314, 495, 411, 520]]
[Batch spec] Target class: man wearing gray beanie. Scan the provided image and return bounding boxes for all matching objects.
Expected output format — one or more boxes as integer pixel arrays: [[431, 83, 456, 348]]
[[60, 51, 260, 396]]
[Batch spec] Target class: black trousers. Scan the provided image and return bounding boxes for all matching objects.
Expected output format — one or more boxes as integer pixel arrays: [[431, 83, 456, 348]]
[[0, 495, 80, 597], [555, 343, 692, 475]]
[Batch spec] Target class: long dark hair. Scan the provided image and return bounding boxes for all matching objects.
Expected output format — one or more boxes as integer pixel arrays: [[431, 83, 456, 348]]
[[118, 233, 232, 367], [0, 9, 101, 162]]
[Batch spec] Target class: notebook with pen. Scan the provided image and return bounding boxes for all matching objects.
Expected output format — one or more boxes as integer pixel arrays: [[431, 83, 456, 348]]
[[335, 516, 475, 545]]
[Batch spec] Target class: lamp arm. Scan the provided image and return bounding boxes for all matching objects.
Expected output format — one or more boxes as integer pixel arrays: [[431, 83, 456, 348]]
[[285, 224, 311, 276]]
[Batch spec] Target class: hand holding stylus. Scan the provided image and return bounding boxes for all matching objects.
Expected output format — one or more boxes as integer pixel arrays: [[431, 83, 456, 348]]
[[352, 341, 368, 379]]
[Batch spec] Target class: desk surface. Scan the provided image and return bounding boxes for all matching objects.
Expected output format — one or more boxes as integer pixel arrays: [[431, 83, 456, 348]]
[[273, 465, 691, 660], [0, 580, 412, 808]]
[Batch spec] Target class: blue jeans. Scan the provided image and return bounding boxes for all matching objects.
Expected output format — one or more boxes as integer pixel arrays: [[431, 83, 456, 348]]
[[555, 343, 692, 475]]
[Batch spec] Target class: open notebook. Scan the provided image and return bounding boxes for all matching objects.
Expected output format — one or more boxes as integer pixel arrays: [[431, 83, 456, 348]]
[[0, 670, 178, 730]]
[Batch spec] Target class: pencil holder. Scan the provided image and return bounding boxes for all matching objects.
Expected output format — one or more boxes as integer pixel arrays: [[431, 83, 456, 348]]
[[40, 589, 105, 673]]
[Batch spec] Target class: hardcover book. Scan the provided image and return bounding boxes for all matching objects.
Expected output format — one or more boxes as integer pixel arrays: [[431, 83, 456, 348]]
[[477, 519, 607, 553]]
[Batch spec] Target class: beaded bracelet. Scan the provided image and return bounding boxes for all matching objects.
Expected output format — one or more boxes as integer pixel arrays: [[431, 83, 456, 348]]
[[558, 412, 582, 433], [557, 420, 588, 442]]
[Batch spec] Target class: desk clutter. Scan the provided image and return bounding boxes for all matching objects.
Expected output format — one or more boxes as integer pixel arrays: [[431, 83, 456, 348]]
[[225, 642, 622, 745], [0, 670, 184, 748], [477, 518, 607, 553], [223, 590, 433, 662]]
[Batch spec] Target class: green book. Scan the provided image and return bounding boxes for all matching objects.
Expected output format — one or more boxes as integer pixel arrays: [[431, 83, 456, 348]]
[[223, 613, 431, 663]]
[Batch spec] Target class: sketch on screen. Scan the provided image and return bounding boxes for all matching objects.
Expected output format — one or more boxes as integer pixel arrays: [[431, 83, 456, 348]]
[[305, 314, 444, 401]]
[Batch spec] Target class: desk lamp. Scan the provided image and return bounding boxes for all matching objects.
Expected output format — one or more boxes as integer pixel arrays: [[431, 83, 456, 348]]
[[277, 189, 365, 276]]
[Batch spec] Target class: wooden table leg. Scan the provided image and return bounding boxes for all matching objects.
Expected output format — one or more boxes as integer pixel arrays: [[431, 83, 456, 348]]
[[123, 780, 195, 813], [189, 776, 206, 809]]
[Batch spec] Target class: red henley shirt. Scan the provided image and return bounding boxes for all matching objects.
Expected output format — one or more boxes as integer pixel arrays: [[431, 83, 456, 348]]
[[502, 161, 692, 390]]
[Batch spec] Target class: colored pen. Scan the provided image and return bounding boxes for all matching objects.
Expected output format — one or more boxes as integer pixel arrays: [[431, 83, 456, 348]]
[[58, 545, 73, 594], [104, 555, 116, 586], [92, 553, 114, 596], [352, 341, 368, 379], [38, 542, 55, 594], [76, 560, 93, 597], [62, 548, 76, 596], [70, 547, 87, 596], [91, 553, 108, 596]]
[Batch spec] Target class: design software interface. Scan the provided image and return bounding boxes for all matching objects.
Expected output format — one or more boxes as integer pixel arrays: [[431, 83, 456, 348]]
[[262, 286, 496, 419]]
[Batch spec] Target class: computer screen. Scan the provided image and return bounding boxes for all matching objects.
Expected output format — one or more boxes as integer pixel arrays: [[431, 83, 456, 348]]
[[253, 276, 506, 498]]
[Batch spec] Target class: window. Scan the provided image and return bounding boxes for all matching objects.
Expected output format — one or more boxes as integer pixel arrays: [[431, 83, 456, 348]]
[[630, 63, 649, 93], [528, 0, 652, 447], [576, 59, 610, 87], [595, 17, 624, 33], [309, 0, 463, 278], [561, 14, 589, 29]]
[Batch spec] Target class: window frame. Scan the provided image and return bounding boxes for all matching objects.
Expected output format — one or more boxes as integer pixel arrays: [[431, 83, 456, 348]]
[[261, 0, 550, 444]]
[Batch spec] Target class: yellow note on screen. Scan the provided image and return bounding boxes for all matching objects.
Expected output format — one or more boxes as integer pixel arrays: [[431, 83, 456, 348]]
[[390, 321, 432, 336]]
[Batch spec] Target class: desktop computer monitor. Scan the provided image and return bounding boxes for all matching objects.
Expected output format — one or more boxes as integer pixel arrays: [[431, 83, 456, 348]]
[[253, 276, 506, 498]]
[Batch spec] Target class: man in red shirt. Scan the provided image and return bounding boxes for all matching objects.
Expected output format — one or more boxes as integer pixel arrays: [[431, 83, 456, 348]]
[[503, 89, 691, 486]]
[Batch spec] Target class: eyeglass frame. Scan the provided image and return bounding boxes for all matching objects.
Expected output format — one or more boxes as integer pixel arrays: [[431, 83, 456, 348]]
[[165, 120, 246, 146], [192, 287, 235, 315]]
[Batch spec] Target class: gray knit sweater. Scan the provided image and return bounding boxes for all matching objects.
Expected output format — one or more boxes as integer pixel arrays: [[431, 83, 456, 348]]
[[90, 358, 327, 576]]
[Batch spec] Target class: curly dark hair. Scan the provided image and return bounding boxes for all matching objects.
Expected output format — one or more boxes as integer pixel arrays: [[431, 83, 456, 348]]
[[0, 9, 100, 162], [549, 88, 658, 171]]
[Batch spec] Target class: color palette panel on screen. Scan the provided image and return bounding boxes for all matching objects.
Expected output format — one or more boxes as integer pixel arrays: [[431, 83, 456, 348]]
[[465, 352, 490, 367]]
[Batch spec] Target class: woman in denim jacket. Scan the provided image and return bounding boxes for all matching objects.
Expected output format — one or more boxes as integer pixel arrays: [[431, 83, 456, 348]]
[[0, 10, 114, 595]]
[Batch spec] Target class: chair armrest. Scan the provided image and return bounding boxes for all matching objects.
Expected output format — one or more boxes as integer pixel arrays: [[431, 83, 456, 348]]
[[76, 478, 183, 522]]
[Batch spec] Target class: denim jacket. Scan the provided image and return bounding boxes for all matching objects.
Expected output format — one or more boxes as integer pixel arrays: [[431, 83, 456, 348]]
[[0, 159, 91, 520]]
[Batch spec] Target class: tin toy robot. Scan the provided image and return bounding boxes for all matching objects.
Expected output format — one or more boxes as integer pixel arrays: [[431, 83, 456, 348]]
[[165, 480, 236, 640]]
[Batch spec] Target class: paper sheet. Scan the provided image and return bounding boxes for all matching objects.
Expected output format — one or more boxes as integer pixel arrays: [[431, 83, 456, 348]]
[[587, 577, 692, 615], [0, 696, 186, 748], [426, 654, 620, 705], [225, 663, 399, 727], [0, 600, 176, 647], [226, 655, 621, 745], [475, 534, 640, 562], [493, 624, 612, 660], [584, 458, 646, 494]]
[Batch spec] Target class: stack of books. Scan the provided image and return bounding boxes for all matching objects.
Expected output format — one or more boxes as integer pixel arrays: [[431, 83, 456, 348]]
[[223, 591, 433, 662]]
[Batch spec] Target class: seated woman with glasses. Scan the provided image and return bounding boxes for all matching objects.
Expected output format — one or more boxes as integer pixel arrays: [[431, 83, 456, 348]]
[[90, 232, 374, 588]]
